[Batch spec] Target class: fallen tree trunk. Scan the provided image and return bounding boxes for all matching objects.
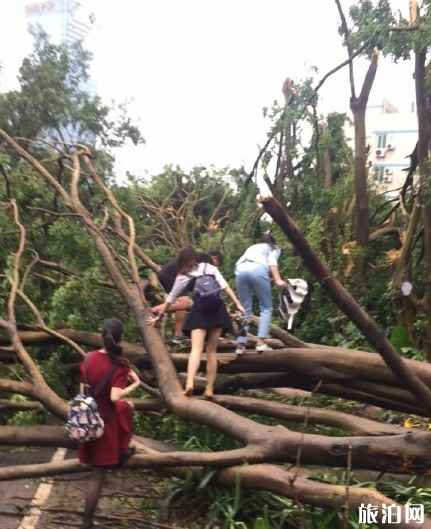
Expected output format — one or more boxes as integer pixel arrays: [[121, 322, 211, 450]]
[[0, 436, 427, 529], [0, 425, 430, 473], [2, 129, 431, 525], [261, 195, 431, 416], [2, 328, 431, 416]]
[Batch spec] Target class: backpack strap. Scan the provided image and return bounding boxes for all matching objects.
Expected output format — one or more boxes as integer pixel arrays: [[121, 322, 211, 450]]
[[83, 353, 118, 397], [202, 262, 217, 279], [186, 262, 207, 291]]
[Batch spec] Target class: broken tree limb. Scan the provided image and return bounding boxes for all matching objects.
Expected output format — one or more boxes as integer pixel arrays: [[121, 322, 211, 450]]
[[261, 195, 431, 417]]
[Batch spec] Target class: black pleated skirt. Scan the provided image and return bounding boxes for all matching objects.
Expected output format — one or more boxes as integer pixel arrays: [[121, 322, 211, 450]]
[[182, 301, 232, 336]]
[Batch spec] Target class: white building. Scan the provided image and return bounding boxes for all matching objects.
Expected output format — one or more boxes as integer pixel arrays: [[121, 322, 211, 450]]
[[366, 99, 418, 194]]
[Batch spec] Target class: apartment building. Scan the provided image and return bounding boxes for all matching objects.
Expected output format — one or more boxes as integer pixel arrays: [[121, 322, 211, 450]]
[[366, 99, 418, 195]]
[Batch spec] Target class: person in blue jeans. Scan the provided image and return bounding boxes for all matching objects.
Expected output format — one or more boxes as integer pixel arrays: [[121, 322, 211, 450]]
[[234, 234, 287, 354]]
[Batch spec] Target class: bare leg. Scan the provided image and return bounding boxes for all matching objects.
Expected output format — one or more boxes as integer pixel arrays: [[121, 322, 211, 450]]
[[204, 327, 222, 397], [183, 328, 206, 396], [151, 297, 193, 314], [81, 466, 108, 529], [151, 302, 164, 313]]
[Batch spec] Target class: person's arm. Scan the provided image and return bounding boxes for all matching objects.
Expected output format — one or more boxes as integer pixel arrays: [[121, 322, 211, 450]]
[[110, 370, 141, 402], [210, 264, 245, 312], [151, 298, 193, 314], [146, 273, 190, 326], [146, 300, 172, 326], [78, 367, 141, 400], [223, 284, 245, 313], [269, 265, 287, 287], [268, 247, 287, 288]]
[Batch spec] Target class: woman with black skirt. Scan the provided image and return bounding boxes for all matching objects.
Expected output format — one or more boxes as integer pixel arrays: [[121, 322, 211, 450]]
[[146, 245, 244, 397]]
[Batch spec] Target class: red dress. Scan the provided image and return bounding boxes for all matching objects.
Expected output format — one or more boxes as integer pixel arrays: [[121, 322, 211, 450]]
[[77, 350, 133, 467]]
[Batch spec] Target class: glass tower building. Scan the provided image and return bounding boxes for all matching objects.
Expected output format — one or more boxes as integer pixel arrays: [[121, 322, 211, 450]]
[[23, 0, 99, 93], [24, 1, 96, 46]]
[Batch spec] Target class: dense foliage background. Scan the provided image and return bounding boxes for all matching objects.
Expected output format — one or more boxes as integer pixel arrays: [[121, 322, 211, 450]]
[[3, 3, 431, 527]]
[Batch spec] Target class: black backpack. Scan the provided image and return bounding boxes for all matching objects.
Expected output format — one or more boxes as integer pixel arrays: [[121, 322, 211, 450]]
[[189, 263, 223, 311]]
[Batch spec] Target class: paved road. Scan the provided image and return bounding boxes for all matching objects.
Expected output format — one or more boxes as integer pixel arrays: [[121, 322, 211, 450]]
[[0, 446, 170, 529], [0, 446, 59, 529]]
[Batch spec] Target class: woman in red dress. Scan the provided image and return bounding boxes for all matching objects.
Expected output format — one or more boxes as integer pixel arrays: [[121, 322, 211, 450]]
[[78, 318, 141, 529]]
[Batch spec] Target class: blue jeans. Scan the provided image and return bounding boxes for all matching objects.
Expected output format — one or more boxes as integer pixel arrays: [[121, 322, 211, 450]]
[[235, 261, 273, 340]]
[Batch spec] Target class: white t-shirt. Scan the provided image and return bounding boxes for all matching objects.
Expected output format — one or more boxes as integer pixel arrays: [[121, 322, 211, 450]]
[[166, 262, 228, 303], [235, 243, 281, 268]]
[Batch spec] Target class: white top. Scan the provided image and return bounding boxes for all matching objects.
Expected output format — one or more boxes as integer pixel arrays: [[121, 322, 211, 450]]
[[166, 262, 228, 303], [235, 243, 281, 268]]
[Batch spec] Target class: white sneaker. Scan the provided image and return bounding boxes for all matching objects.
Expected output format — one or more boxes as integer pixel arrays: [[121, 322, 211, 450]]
[[255, 343, 272, 353], [235, 345, 246, 356]]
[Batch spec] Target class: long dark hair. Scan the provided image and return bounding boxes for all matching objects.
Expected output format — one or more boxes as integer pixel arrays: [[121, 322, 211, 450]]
[[101, 318, 129, 365], [178, 245, 200, 274]]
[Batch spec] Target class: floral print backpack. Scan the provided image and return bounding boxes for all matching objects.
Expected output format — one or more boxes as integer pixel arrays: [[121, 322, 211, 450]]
[[66, 353, 117, 443]]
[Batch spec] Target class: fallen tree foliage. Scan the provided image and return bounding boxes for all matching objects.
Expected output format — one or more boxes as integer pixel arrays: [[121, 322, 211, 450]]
[[1, 129, 431, 527]]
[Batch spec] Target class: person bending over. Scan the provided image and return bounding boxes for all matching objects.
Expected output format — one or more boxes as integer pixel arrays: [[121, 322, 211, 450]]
[[152, 249, 224, 343], [234, 234, 287, 354], [146, 245, 244, 397]]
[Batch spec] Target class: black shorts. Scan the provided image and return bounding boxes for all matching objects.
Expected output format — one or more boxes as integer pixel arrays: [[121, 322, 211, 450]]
[[159, 270, 176, 293], [159, 270, 189, 297]]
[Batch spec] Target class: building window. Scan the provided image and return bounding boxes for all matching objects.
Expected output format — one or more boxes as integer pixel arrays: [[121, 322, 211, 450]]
[[373, 166, 385, 182], [377, 134, 387, 149]]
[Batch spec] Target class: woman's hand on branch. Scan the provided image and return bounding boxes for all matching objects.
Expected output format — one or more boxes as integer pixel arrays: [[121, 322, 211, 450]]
[[145, 313, 161, 326], [236, 301, 245, 314], [127, 370, 140, 385]]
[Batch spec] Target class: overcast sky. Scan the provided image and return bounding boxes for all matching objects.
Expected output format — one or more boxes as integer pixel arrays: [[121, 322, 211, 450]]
[[0, 0, 416, 180]]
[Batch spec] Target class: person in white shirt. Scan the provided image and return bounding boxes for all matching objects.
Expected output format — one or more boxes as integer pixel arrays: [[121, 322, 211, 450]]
[[146, 245, 244, 397], [234, 234, 287, 354], [151, 250, 224, 344]]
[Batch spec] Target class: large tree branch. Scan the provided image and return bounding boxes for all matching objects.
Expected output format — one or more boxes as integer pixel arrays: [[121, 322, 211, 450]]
[[0, 453, 425, 528], [261, 195, 431, 416], [210, 394, 404, 436], [1, 425, 431, 476]]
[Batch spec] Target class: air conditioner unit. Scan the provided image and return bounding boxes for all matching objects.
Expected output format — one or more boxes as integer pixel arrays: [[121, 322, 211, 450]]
[[386, 135, 395, 150], [375, 148, 387, 158], [383, 174, 393, 183], [384, 167, 393, 175]]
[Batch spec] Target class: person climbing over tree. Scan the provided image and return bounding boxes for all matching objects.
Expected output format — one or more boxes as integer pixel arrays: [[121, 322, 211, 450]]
[[151, 249, 225, 344], [234, 234, 287, 354], [146, 245, 244, 397]]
